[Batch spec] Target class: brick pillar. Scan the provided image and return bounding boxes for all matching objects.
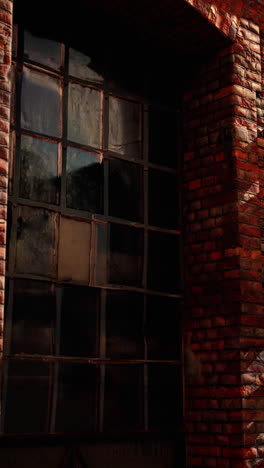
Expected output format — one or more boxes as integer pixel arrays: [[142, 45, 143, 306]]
[[183, 17, 263, 468]]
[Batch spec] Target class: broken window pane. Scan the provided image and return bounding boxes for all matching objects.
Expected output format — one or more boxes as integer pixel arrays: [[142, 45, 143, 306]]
[[108, 97, 141, 158], [109, 159, 143, 222], [66, 147, 103, 213], [59, 286, 99, 357], [24, 30, 62, 71], [148, 232, 180, 293], [69, 48, 103, 83], [21, 67, 61, 137], [148, 169, 179, 229], [106, 291, 144, 359], [104, 365, 143, 431], [58, 217, 91, 283], [149, 107, 178, 169], [67, 83, 101, 148], [10, 279, 55, 355], [15, 206, 57, 277], [4, 360, 50, 433], [19, 135, 59, 204], [55, 363, 97, 433]]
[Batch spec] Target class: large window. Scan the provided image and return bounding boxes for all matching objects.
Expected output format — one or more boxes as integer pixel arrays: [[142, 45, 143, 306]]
[[3, 26, 183, 439]]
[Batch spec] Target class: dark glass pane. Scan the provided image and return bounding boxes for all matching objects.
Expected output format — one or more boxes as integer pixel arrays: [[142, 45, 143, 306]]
[[148, 364, 182, 430], [109, 159, 143, 222], [108, 97, 141, 158], [69, 48, 103, 83], [66, 147, 103, 213], [147, 232, 180, 293], [146, 296, 182, 360], [21, 67, 61, 137], [104, 365, 143, 431], [10, 280, 55, 355], [106, 291, 144, 359], [109, 224, 144, 286], [19, 135, 59, 204], [67, 83, 101, 148], [59, 286, 99, 357], [94, 222, 108, 285], [149, 107, 178, 169], [4, 361, 50, 433], [24, 30, 62, 70], [148, 169, 179, 229], [55, 363, 97, 432], [15, 206, 57, 277]]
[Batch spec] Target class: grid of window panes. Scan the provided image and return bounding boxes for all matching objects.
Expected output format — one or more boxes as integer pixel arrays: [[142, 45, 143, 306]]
[[3, 27, 183, 435]]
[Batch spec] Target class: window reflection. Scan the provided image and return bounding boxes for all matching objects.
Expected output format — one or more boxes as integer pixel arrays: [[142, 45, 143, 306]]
[[24, 30, 62, 71], [108, 97, 141, 158], [69, 48, 103, 83]]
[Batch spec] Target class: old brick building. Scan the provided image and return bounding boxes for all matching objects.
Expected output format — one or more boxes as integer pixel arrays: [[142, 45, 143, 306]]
[[0, 0, 263, 467]]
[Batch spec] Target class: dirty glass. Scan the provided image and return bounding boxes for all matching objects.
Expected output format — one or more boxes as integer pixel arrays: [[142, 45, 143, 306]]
[[4, 360, 50, 433], [55, 363, 97, 433], [105, 291, 144, 359], [148, 169, 179, 229], [21, 67, 61, 137], [104, 365, 143, 431], [109, 159, 143, 222], [66, 147, 103, 213], [19, 135, 59, 204], [69, 48, 103, 83], [10, 279, 55, 355], [147, 232, 180, 293], [149, 107, 178, 169], [15, 206, 57, 277], [59, 286, 99, 357], [93, 222, 108, 286], [24, 30, 62, 71], [67, 83, 101, 148], [108, 97, 141, 158], [58, 217, 91, 283]]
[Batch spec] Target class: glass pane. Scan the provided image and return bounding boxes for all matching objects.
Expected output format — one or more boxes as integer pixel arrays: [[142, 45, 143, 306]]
[[24, 30, 62, 70], [106, 291, 144, 359], [21, 67, 61, 137], [148, 232, 180, 293], [108, 97, 141, 158], [93, 222, 108, 285], [67, 83, 101, 148], [148, 169, 179, 229], [69, 48, 103, 83], [4, 360, 50, 433], [66, 147, 103, 213], [15, 206, 57, 277], [59, 286, 99, 357], [58, 217, 91, 283], [148, 365, 182, 429], [19, 135, 59, 204], [109, 159, 143, 222], [104, 366, 143, 431], [55, 363, 97, 433], [149, 107, 178, 169], [146, 296, 182, 360], [10, 280, 55, 355]]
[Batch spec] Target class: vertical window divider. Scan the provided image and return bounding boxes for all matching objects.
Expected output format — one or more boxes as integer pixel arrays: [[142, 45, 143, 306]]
[[61, 46, 69, 213], [49, 286, 62, 433], [1, 279, 14, 432], [99, 289, 106, 432]]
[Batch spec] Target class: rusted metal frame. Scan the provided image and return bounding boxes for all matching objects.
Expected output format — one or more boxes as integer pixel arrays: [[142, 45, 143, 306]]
[[143, 103, 149, 430], [99, 289, 106, 432]]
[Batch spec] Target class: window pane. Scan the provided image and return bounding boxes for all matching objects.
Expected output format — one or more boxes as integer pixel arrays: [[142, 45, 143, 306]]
[[19, 135, 59, 204], [106, 291, 144, 359], [66, 147, 103, 213], [146, 296, 182, 360], [149, 107, 178, 169], [148, 169, 179, 229], [9, 280, 55, 355], [15, 206, 57, 277], [104, 366, 143, 431], [69, 48, 103, 83], [67, 83, 101, 148], [109, 159, 143, 222], [148, 232, 180, 293], [108, 97, 141, 158], [58, 217, 91, 283], [55, 363, 97, 433], [21, 67, 61, 137], [59, 286, 99, 357], [24, 30, 62, 71], [4, 360, 50, 433]]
